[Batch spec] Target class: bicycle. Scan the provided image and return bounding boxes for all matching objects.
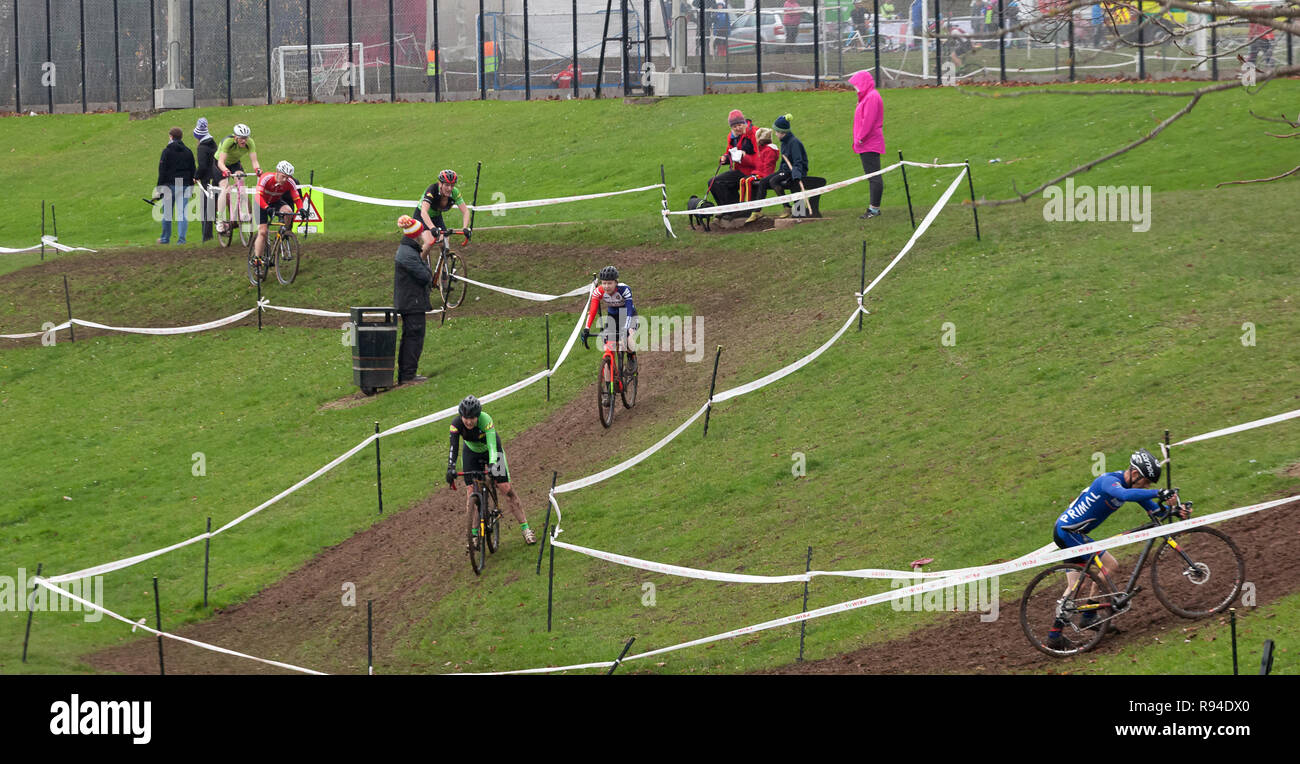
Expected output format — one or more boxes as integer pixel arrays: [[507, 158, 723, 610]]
[[217, 171, 255, 249], [454, 469, 502, 576], [246, 209, 305, 287], [590, 330, 638, 428], [1019, 499, 1245, 657], [428, 227, 470, 311]]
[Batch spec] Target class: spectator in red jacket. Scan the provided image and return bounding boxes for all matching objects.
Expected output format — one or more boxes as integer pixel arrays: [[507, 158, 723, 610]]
[[783, 0, 802, 47], [707, 109, 760, 217]]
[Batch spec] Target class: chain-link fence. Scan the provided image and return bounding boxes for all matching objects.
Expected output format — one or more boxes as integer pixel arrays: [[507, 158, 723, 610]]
[[1, 0, 1294, 114]]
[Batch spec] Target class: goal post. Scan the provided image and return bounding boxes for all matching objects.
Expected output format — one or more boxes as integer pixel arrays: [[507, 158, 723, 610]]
[[271, 42, 366, 101]]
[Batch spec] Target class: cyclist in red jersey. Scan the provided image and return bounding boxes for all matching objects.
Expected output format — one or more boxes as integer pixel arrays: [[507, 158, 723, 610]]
[[251, 160, 306, 267], [580, 265, 638, 374]]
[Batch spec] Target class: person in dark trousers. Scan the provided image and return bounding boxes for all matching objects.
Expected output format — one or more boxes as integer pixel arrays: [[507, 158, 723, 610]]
[[393, 215, 435, 386], [850, 69, 885, 219], [192, 117, 220, 242], [155, 127, 196, 244], [751, 113, 810, 222]]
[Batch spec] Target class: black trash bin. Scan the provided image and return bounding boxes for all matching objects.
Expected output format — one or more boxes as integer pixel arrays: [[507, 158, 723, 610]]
[[351, 307, 398, 396]]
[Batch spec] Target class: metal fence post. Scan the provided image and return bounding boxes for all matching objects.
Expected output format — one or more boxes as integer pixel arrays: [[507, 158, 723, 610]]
[[524, 0, 531, 100], [348, 0, 355, 101], [265, 0, 271, 103], [12, 0, 20, 113], [45, 0, 52, 113], [188, 0, 193, 88], [389, 0, 396, 100], [1067, 10, 1074, 81], [933, 0, 940, 87], [813, 0, 820, 87], [574, 0, 580, 98], [114, 0, 122, 110], [149, 0, 156, 95], [754, 0, 762, 93], [476, 0, 484, 99], [307, 0, 313, 102], [224, 0, 231, 106], [873, 0, 880, 85], [997, 0, 1005, 82]]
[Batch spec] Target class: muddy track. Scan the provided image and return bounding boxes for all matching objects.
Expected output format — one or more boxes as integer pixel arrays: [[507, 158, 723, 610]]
[[762, 496, 1300, 675], [81, 239, 788, 674]]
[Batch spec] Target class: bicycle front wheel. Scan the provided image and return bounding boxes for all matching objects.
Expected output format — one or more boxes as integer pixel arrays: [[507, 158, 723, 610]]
[[597, 355, 615, 428], [440, 252, 468, 309], [1019, 564, 1112, 657], [1151, 527, 1245, 618], [246, 239, 267, 287], [620, 351, 638, 409], [486, 506, 501, 554], [236, 195, 252, 247], [275, 232, 300, 285], [467, 494, 486, 576]]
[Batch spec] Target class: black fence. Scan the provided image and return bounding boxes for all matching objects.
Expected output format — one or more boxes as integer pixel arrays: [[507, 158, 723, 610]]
[[1, 0, 1294, 114]]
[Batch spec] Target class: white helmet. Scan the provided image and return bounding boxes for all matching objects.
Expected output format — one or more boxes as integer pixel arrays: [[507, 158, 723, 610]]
[[276, 160, 294, 176], [233, 123, 251, 138]]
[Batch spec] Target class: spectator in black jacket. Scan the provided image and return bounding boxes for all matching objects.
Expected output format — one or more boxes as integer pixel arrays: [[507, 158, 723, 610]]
[[192, 117, 220, 242], [393, 215, 435, 386], [155, 126, 196, 244], [758, 113, 825, 219]]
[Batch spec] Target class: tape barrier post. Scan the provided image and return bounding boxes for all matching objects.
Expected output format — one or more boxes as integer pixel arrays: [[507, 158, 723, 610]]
[[702, 345, 723, 438], [1260, 639, 1275, 675], [857, 242, 866, 331], [367, 600, 374, 675], [153, 576, 164, 675], [257, 281, 263, 331], [203, 517, 211, 608], [51, 203, 57, 241], [41, 201, 46, 261], [470, 161, 482, 232], [898, 152, 916, 229], [798, 546, 812, 662], [537, 472, 556, 575], [964, 160, 980, 241], [21, 563, 41, 663], [375, 422, 384, 515], [1230, 608, 1238, 675], [606, 637, 636, 675], [545, 314, 551, 402], [63, 275, 74, 342], [547, 521, 556, 632], [1165, 429, 1172, 492]]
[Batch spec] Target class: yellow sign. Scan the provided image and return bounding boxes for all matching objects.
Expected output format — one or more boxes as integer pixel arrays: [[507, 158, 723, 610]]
[[293, 185, 325, 234], [427, 49, 438, 76]]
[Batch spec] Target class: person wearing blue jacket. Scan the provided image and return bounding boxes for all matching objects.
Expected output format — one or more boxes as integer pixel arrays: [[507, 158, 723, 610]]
[[1047, 447, 1187, 648]]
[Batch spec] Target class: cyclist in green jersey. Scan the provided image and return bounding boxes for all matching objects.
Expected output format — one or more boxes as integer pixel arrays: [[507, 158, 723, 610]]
[[413, 169, 472, 255], [215, 123, 262, 233], [445, 396, 536, 546]]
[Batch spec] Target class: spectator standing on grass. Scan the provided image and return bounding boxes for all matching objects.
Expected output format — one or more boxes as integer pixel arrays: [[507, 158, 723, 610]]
[[192, 117, 220, 243], [393, 215, 434, 386], [783, 0, 802, 47], [850, 69, 885, 219], [155, 127, 195, 245], [850, 1, 870, 51]]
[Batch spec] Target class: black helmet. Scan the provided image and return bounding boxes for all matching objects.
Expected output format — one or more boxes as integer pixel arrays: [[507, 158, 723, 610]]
[[459, 395, 482, 418], [598, 265, 619, 282], [1130, 448, 1161, 482]]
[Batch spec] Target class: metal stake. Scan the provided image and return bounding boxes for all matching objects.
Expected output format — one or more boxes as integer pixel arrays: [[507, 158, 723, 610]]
[[702, 345, 722, 437]]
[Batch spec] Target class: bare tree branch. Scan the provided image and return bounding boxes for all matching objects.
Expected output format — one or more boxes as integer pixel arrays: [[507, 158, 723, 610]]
[[1250, 109, 1300, 127], [970, 65, 1300, 206], [1215, 164, 1300, 186], [1265, 131, 1300, 138]]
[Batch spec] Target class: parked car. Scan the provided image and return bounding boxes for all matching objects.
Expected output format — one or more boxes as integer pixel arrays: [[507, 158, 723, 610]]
[[725, 9, 856, 53]]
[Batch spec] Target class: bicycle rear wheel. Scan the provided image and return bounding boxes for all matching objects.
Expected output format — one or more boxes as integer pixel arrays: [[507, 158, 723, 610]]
[[597, 355, 615, 428], [467, 494, 486, 576], [1019, 564, 1113, 657], [440, 252, 468, 309], [1151, 527, 1245, 618], [620, 351, 638, 409], [275, 232, 300, 285]]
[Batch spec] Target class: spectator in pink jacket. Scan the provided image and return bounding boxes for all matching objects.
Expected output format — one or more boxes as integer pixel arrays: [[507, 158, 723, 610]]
[[850, 69, 885, 219]]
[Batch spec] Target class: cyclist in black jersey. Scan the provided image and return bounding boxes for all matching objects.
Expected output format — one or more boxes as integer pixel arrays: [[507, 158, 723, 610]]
[[445, 395, 535, 546], [413, 169, 472, 254]]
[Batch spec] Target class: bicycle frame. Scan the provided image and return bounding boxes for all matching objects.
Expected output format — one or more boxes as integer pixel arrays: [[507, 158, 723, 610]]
[[458, 470, 500, 535], [602, 338, 626, 395], [1071, 508, 1193, 618]]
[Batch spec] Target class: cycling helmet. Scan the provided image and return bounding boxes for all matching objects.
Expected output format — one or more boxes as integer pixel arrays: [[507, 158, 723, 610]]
[[233, 123, 251, 138], [459, 395, 482, 418], [598, 265, 619, 282], [1130, 448, 1161, 483], [276, 160, 294, 176], [438, 169, 458, 185]]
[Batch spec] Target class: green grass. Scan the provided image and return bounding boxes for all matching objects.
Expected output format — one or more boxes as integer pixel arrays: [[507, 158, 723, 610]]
[[2, 86, 1299, 674], [1, 80, 1296, 250]]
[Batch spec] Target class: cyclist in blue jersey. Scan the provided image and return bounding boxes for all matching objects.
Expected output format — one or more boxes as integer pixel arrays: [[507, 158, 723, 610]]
[[1047, 448, 1187, 649], [580, 265, 639, 374]]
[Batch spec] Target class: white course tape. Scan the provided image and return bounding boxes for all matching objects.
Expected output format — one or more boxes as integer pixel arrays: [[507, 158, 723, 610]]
[[68, 307, 259, 335], [479, 494, 1300, 674], [1174, 408, 1300, 446], [554, 403, 711, 494], [1, 320, 71, 340], [33, 579, 326, 675], [452, 276, 590, 302], [1, 236, 98, 254], [309, 183, 665, 213]]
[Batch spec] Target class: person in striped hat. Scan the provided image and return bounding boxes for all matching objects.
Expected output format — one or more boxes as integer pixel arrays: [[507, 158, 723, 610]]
[[392, 215, 434, 386]]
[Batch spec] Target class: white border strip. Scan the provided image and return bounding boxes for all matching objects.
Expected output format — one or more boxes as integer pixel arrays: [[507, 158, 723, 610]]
[[1, 236, 98, 254], [309, 183, 665, 212], [32, 578, 327, 675], [1174, 408, 1300, 446]]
